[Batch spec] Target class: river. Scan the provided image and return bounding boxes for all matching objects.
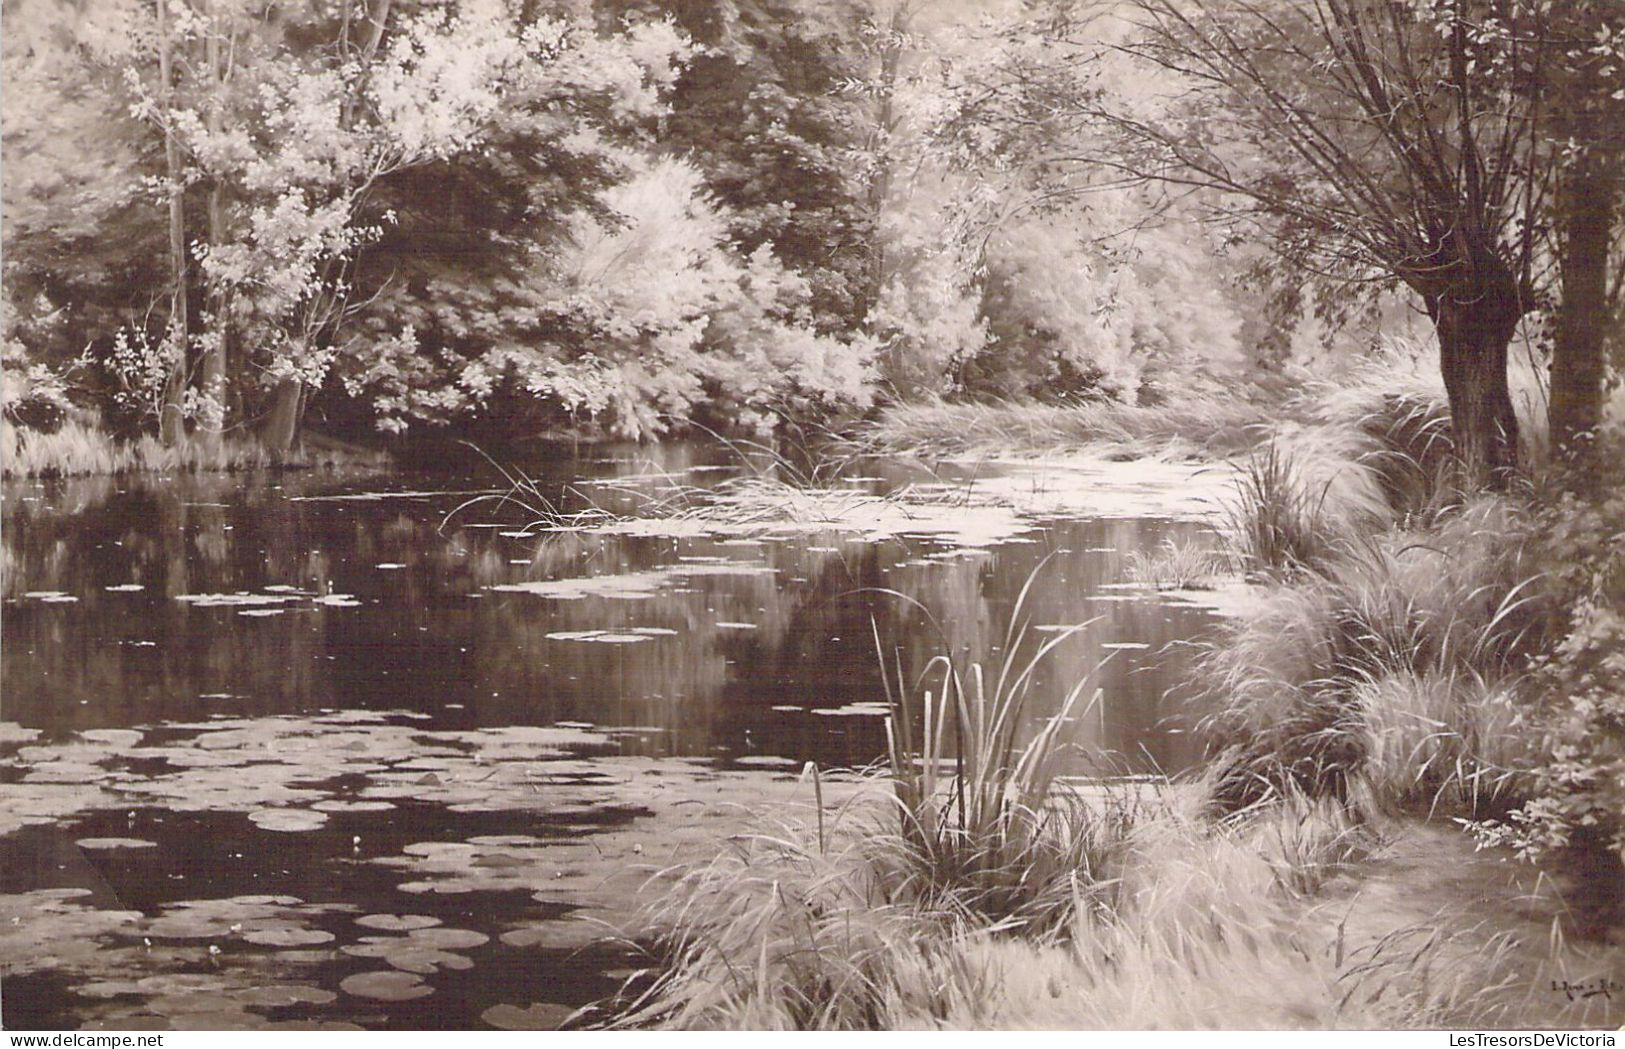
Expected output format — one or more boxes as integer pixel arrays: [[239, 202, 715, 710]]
[[1, 441, 1233, 1030]]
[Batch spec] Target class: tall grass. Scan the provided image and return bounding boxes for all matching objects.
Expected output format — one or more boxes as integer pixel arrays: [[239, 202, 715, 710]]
[[0, 418, 369, 479], [614, 777, 1530, 1029], [873, 583, 1133, 932], [1199, 496, 1551, 818], [1225, 441, 1343, 577]]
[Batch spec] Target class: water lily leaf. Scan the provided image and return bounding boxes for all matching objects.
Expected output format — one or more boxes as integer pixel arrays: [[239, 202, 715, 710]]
[[0, 723, 42, 744], [355, 914, 440, 932], [143, 915, 230, 940], [242, 927, 335, 947], [382, 947, 473, 974], [248, 809, 329, 832], [406, 927, 488, 950], [75, 837, 158, 850], [80, 729, 143, 747], [481, 1002, 577, 1030], [312, 799, 395, 813], [230, 985, 338, 1008], [544, 631, 651, 644], [465, 835, 543, 847], [500, 920, 603, 951], [167, 1011, 266, 1030], [401, 842, 478, 859], [339, 970, 433, 1002]]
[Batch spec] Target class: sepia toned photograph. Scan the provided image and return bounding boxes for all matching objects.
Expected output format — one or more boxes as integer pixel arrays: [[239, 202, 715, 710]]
[[1, 0, 1621, 1033]]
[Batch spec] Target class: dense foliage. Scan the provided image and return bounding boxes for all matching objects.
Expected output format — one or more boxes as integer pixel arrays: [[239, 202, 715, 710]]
[[2, 0, 1620, 460]]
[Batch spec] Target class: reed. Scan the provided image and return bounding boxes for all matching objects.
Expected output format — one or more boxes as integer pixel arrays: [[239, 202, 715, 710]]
[[872, 578, 1135, 933]]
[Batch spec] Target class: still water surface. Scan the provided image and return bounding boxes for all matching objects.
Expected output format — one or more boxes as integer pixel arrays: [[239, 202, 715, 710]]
[[1, 442, 1227, 1030]]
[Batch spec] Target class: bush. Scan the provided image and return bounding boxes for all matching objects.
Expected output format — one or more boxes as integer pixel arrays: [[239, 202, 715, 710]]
[[1469, 478, 1625, 874]]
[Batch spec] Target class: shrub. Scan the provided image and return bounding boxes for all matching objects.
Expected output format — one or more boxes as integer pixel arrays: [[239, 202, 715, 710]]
[[1469, 480, 1625, 874]]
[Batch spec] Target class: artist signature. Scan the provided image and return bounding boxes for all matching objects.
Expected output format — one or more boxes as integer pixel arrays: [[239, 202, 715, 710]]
[[1551, 978, 1621, 1001]]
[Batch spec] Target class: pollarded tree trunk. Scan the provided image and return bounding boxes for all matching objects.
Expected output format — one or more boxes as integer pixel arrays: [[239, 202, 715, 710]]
[[1432, 286, 1522, 491], [1550, 157, 1614, 473]]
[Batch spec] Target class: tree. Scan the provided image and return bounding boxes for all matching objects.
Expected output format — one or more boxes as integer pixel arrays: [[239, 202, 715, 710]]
[[1090, 0, 1561, 487], [1546, 1, 1625, 472]]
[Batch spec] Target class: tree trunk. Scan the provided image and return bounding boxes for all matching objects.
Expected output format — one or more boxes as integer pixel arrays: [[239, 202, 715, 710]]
[[157, 0, 190, 447], [198, 4, 229, 448], [262, 379, 304, 458], [1550, 157, 1614, 475], [1433, 290, 1522, 491]]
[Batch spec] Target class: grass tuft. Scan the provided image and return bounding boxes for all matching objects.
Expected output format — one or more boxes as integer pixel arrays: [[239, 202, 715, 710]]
[[872, 575, 1134, 933], [1125, 536, 1238, 590], [1199, 496, 1550, 818]]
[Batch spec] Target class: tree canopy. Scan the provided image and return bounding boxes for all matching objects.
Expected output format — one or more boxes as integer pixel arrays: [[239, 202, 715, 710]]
[[3, 0, 1620, 471]]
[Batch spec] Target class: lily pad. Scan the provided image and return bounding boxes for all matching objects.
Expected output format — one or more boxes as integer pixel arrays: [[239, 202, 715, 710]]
[[0, 722, 42, 745], [75, 838, 158, 850], [313, 799, 395, 813], [248, 808, 329, 832], [80, 729, 143, 747], [338, 970, 433, 1002], [406, 927, 488, 950], [382, 947, 474, 975], [481, 1002, 577, 1030], [355, 914, 441, 932], [229, 984, 338, 1008], [241, 927, 335, 947]]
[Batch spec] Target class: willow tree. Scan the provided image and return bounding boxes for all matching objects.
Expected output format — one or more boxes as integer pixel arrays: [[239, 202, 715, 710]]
[[1099, 0, 1557, 487]]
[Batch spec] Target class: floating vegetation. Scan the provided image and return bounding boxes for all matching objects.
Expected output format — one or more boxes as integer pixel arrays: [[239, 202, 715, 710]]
[[405, 927, 489, 950], [338, 970, 433, 1002], [175, 592, 302, 608], [355, 914, 441, 932], [571, 633, 641, 646], [241, 927, 336, 947], [74, 837, 157, 850], [482, 1002, 576, 1030], [247, 809, 330, 833]]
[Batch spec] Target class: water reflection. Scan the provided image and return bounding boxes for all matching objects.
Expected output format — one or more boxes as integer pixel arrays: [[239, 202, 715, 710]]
[[2, 449, 1222, 773], [2, 444, 1231, 1029]]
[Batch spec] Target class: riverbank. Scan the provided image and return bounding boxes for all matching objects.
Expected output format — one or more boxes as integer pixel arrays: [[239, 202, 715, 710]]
[[0, 419, 389, 480], [613, 362, 1625, 1030], [622, 781, 1621, 1029]]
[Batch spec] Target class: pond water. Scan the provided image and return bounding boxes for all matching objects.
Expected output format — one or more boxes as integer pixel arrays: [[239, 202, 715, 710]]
[[1, 441, 1231, 1030]]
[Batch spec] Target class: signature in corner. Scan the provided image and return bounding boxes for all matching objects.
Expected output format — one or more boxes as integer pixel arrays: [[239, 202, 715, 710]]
[[1551, 978, 1622, 1002]]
